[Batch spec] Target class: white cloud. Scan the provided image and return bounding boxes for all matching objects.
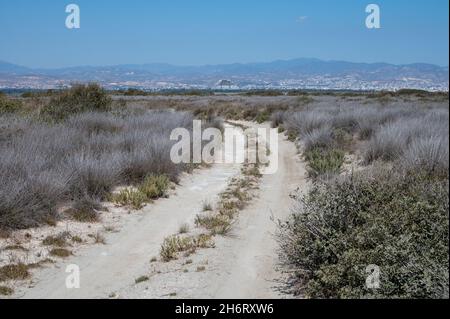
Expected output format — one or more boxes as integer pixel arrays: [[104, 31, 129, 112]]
[[296, 16, 308, 23]]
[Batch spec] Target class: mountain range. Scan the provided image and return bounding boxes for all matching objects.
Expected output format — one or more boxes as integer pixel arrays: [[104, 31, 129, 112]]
[[1, 58, 448, 91]]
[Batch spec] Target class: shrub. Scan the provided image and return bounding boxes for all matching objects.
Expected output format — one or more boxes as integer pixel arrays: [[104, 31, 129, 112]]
[[0, 95, 22, 114], [304, 148, 345, 177], [112, 188, 147, 210], [49, 248, 72, 258], [364, 122, 412, 163], [195, 214, 232, 235], [271, 111, 284, 128], [278, 168, 449, 298], [42, 233, 69, 247], [284, 111, 331, 136], [303, 126, 335, 152], [41, 84, 112, 121], [68, 197, 102, 222], [255, 111, 271, 124], [0, 286, 14, 296], [400, 135, 449, 178], [138, 174, 170, 199], [160, 234, 214, 262], [160, 236, 196, 262], [0, 110, 193, 230], [0, 263, 30, 281]]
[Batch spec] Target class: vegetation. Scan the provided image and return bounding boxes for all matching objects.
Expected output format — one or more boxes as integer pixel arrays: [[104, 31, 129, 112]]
[[135, 275, 149, 284], [276, 96, 449, 298], [0, 94, 22, 113], [304, 148, 345, 177], [160, 234, 215, 262], [278, 169, 449, 298], [111, 174, 170, 209], [49, 248, 72, 258], [0, 285, 14, 296], [0, 263, 30, 281], [0, 85, 199, 230], [42, 233, 69, 247], [40, 84, 112, 121]]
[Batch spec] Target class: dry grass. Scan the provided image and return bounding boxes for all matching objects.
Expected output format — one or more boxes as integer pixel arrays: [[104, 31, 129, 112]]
[[0, 107, 194, 230]]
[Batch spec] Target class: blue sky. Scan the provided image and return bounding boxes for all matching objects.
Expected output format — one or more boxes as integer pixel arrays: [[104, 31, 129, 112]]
[[0, 0, 448, 68]]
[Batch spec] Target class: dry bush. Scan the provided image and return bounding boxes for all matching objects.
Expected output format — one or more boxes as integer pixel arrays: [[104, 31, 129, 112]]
[[0, 109, 193, 230]]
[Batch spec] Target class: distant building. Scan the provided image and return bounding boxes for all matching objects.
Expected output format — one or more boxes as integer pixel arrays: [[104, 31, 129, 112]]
[[216, 79, 234, 89]]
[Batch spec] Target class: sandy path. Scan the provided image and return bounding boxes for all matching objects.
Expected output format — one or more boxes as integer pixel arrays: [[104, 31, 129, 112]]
[[205, 127, 307, 298], [17, 122, 308, 299], [17, 125, 242, 299], [119, 122, 308, 299]]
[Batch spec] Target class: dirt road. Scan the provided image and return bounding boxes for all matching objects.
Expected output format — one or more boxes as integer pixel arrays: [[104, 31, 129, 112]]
[[17, 122, 308, 299]]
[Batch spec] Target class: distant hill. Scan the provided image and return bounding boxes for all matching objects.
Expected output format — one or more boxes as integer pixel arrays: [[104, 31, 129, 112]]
[[0, 58, 448, 91]]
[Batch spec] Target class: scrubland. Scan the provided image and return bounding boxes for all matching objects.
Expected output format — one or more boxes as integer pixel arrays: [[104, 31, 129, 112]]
[[0, 85, 223, 231], [1, 88, 448, 299], [272, 95, 449, 299]]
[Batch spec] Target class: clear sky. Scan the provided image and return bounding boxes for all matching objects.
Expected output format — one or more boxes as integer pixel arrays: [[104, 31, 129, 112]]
[[0, 0, 448, 68]]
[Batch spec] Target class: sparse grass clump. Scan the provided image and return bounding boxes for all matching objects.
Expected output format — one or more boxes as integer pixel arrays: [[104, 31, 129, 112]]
[[112, 174, 171, 210], [195, 214, 232, 235], [112, 188, 147, 210], [0, 285, 14, 296], [178, 223, 190, 234], [202, 201, 213, 212], [138, 174, 170, 200], [160, 234, 214, 262], [0, 263, 30, 281], [93, 232, 106, 244], [49, 248, 72, 258], [196, 266, 206, 272], [42, 233, 69, 247], [135, 275, 149, 284]]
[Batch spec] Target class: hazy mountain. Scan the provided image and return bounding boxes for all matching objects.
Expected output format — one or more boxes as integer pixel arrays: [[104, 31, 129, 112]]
[[0, 58, 448, 91]]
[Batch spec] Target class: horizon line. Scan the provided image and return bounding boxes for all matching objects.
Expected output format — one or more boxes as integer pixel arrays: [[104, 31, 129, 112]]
[[1, 57, 449, 70]]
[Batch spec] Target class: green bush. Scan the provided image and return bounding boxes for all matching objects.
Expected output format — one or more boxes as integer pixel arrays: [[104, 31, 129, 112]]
[[111, 188, 148, 210], [278, 168, 449, 298], [138, 174, 170, 199], [41, 84, 111, 121], [0, 94, 22, 113], [304, 148, 345, 177], [111, 174, 170, 210], [255, 110, 271, 124]]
